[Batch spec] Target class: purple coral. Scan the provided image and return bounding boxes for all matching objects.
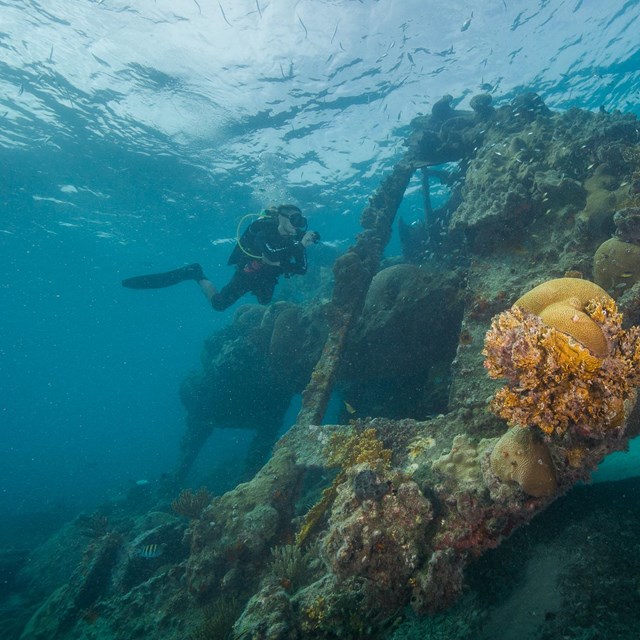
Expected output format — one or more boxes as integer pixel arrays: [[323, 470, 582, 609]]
[[322, 475, 433, 610]]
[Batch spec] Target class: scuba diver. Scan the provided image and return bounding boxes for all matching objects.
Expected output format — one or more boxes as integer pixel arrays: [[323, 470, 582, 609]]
[[122, 204, 320, 310]]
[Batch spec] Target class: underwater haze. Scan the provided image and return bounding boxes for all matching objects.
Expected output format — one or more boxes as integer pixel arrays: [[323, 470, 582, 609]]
[[2, 0, 640, 553]]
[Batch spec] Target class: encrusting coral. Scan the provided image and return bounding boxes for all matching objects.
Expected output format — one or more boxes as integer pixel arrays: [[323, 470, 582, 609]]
[[295, 427, 392, 546], [431, 434, 487, 486], [321, 475, 434, 610], [483, 277, 640, 439]]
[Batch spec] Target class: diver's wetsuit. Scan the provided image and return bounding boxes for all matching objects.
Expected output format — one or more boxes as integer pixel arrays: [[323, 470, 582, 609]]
[[211, 217, 308, 310]]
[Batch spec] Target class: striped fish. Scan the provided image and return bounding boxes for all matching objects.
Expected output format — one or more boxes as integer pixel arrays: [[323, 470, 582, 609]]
[[138, 543, 162, 559]]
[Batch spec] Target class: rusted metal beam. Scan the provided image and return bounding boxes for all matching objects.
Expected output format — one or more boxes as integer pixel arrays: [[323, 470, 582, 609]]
[[296, 158, 415, 427]]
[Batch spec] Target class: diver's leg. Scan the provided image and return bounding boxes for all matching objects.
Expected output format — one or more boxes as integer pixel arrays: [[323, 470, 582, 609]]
[[204, 271, 252, 311], [252, 275, 278, 305]]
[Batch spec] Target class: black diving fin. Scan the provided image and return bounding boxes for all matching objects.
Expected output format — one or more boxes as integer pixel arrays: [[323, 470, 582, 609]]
[[121, 263, 205, 289]]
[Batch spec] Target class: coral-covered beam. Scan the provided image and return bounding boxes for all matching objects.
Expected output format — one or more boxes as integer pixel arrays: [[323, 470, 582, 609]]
[[296, 160, 415, 427]]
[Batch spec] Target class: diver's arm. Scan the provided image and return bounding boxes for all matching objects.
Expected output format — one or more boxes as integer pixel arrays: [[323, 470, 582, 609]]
[[262, 235, 289, 265], [261, 253, 281, 266], [198, 278, 217, 303], [282, 242, 308, 275], [284, 231, 317, 274]]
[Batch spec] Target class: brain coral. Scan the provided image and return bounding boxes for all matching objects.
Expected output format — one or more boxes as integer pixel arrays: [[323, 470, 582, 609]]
[[594, 237, 640, 296], [489, 426, 557, 497], [514, 277, 611, 356], [483, 278, 640, 439]]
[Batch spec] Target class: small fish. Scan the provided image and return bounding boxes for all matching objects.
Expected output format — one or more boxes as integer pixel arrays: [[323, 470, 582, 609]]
[[217, 1, 232, 27], [138, 544, 162, 559], [135, 479, 150, 486], [620, 272, 634, 278], [461, 12, 473, 32], [92, 53, 111, 67], [344, 401, 356, 415], [297, 14, 308, 38], [331, 21, 339, 44]]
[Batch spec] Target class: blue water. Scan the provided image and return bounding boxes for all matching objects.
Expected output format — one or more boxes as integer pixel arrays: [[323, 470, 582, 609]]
[[2, 0, 640, 534]]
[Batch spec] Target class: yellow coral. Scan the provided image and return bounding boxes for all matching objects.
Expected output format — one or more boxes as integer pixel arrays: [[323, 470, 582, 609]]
[[296, 427, 392, 546], [301, 596, 327, 631], [483, 279, 640, 439], [565, 446, 586, 468], [514, 277, 612, 357], [326, 427, 392, 469], [295, 485, 338, 547], [540, 329, 602, 375], [407, 435, 436, 460]]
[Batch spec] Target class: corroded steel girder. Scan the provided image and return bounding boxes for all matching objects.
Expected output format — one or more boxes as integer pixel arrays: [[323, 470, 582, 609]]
[[296, 159, 415, 427]]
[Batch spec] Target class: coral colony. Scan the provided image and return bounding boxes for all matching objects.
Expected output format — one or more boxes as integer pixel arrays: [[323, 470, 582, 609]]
[[18, 92, 640, 639], [484, 278, 640, 440]]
